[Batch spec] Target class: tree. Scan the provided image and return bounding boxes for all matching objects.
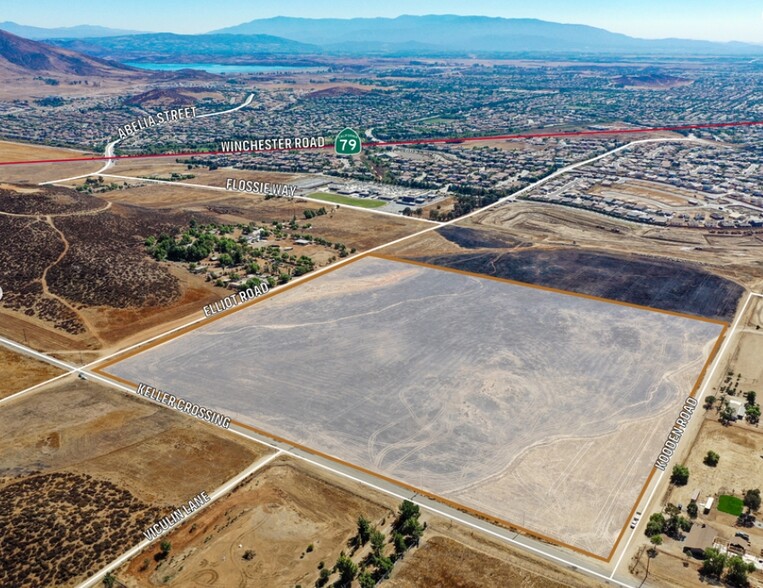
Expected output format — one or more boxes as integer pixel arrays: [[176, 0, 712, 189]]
[[357, 516, 372, 545], [670, 465, 689, 486], [687, 502, 698, 519], [160, 541, 171, 557], [664, 514, 691, 539], [746, 404, 761, 424], [700, 548, 726, 579], [703, 450, 720, 467], [725, 555, 755, 587], [720, 404, 737, 425], [745, 390, 757, 406], [395, 501, 420, 529], [645, 513, 665, 537], [372, 555, 394, 581], [334, 553, 358, 586], [650, 534, 663, 546], [743, 489, 761, 512], [400, 517, 423, 546], [316, 567, 331, 587], [703, 395, 716, 409], [358, 571, 375, 588], [393, 532, 407, 556], [370, 528, 385, 557], [102, 572, 116, 588]]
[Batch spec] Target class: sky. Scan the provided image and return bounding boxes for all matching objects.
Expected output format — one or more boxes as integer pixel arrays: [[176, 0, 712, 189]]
[[1, 0, 762, 42]]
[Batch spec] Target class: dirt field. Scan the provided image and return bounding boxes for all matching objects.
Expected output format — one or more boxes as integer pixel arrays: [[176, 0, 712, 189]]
[[0, 347, 63, 399], [104, 159, 302, 187], [383, 205, 754, 319], [590, 179, 697, 207], [0, 377, 268, 587], [0, 140, 102, 183], [106, 255, 724, 558], [117, 455, 607, 588], [388, 536, 602, 588], [671, 420, 763, 508], [119, 457, 394, 587]]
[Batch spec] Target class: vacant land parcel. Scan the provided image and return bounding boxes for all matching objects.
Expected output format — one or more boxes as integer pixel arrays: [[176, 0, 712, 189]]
[[104, 256, 724, 558]]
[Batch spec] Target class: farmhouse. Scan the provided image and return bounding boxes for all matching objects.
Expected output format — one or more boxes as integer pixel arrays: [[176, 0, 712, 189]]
[[683, 523, 719, 558]]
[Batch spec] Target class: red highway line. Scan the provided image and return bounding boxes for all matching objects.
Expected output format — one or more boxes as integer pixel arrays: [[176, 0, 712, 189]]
[[1, 120, 761, 167]]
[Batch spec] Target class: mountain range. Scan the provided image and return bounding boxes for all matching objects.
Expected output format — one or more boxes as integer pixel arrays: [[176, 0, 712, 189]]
[[3, 15, 762, 62], [0, 29, 138, 77], [211, 15, 762, 55], [0, 21, 142, 40]]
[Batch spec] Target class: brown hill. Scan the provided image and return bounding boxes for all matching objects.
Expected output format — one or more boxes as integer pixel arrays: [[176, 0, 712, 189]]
[[0, 29, 139, 78], [613, 74, 692, 89], [125, 87, 222, 108], [305, 85, 369, 99]]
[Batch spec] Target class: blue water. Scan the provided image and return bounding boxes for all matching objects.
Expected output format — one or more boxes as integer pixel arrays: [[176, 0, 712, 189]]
[[125, 62, 320, 74]]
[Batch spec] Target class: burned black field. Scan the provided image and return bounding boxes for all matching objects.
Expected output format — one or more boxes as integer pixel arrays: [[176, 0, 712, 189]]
[[416, 245, 743, 322]]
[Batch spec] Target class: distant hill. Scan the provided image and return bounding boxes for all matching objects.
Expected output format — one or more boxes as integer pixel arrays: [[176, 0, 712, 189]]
[[50, 33, 321, 62], [0, 21, 143, 40], [212, 15, 763, 56], [0, 29, 139, 77]]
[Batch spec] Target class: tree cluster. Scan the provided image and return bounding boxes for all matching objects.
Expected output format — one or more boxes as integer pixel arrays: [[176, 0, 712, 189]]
[[700, 548, 755, 587], [644, 506, 691, 540]]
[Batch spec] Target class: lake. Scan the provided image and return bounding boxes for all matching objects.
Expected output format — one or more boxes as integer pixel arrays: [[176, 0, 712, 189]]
[[125, 62, 322, 74]]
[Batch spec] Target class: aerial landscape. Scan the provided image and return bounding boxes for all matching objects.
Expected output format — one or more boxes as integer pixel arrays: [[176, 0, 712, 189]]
[[0, 1, 762, 587]]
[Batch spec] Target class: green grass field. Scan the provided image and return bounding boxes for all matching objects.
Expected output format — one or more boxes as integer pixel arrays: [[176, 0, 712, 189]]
[[308, 192, 387, 209], [717, 495, 744, 516]]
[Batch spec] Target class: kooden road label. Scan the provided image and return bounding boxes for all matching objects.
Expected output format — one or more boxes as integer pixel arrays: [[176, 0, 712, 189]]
[[654, 396, 698, 471]]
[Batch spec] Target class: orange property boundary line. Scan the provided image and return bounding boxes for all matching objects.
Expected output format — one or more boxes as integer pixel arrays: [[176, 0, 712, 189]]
[[373, 253, 730, 327], [92, 252, 731, 563]]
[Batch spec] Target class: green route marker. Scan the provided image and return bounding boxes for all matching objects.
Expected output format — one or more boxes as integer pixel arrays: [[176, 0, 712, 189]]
[[335, 127, 363, 155]]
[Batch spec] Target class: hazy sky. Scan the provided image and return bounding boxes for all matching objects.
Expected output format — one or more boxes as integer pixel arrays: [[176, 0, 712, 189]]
[[2, 0, 762, 42]]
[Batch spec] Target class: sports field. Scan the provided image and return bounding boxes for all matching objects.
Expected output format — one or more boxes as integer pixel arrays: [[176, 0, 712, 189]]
[[103, 255, 725, 558], [308, 191, 387, 208]]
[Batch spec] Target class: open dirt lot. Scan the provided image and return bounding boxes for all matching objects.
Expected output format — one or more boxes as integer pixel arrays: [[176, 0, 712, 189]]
[[117, 455, 606, 588], [104, 159, 302, 187], [105, 255, 723, 558], [0, 140, 102, 183], [384, 207, 751, 321], [0, 346, 63, 399], [118, 456, 395, 587], [0, 377, 268, 587], [388, 536, 602, 588], [590, 179, 698, 207]]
